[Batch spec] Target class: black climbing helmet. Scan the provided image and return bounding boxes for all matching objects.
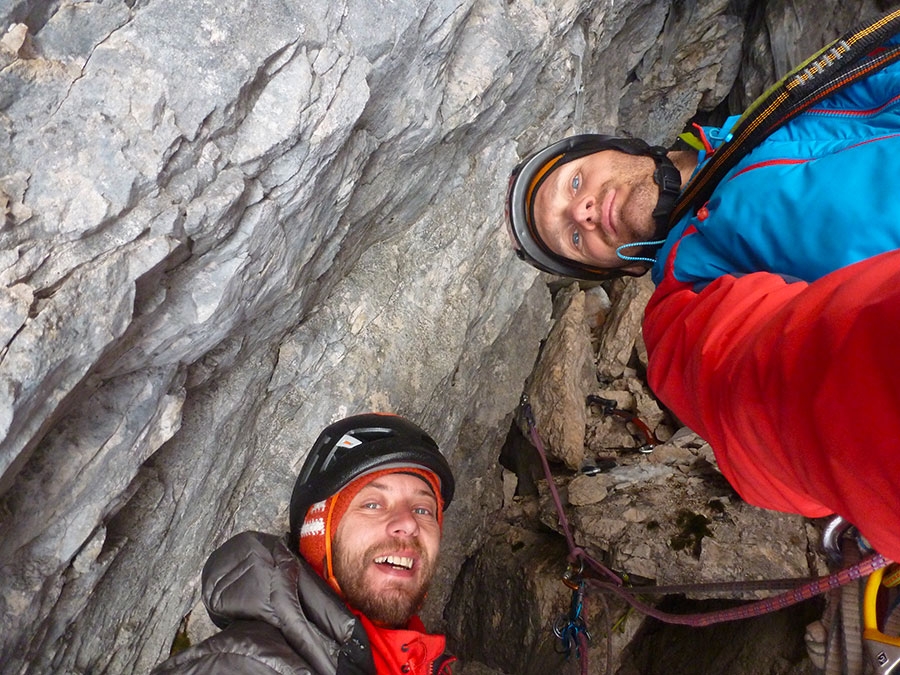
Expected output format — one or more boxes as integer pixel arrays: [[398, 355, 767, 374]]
[[289, 413, 455, 546], [505, 134, 683, 280]]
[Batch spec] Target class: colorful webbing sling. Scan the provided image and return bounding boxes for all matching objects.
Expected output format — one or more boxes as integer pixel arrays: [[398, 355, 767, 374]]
[[669, 7, 900, 227]]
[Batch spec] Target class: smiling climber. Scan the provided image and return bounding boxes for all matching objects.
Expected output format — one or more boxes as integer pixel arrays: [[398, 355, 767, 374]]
[[152, 413, 456, 675], [505, 11, 900, 562]]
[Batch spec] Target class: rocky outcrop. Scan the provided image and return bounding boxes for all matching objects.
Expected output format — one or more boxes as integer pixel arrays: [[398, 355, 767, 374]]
[[0, 0, 889, 673], [452, 279, 826, 674], [522, 285, 596, 470]]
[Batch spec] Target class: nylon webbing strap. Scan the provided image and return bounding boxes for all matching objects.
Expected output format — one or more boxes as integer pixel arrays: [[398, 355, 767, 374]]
[[669, 7, 900, 226]]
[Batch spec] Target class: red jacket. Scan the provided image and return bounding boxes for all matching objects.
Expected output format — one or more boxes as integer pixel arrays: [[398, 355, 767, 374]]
[[644, 249, 900, 560], [643, 45, 900, 562]]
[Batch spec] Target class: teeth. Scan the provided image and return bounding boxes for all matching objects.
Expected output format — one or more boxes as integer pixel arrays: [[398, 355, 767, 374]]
[[374, 555, 414, 570]]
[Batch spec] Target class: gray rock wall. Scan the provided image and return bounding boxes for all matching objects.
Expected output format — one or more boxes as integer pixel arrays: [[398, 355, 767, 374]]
[[0, 3, 553, 671], [0, 0, 889, 673]]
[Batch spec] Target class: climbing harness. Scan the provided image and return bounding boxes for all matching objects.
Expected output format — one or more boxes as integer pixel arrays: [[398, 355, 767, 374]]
[[520, 394, 893, 673]]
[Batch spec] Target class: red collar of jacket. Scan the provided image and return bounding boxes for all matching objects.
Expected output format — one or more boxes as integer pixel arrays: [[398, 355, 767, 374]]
[[353, 609, 454, 675]]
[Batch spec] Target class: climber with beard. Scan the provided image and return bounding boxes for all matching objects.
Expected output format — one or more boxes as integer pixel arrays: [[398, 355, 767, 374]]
[[505, 15, 900, 564], [152, 413, 456, 675]]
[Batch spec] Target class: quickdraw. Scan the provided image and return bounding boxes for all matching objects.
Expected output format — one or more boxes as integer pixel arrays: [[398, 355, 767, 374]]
[[586, 394, 660, 453], [553, 580, 591, 660]]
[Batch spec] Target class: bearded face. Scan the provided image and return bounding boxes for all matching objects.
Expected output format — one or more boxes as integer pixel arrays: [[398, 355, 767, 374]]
[[532, 149, 662, 272], [333, 535, 436, 627], [330, 473, 442, 628]]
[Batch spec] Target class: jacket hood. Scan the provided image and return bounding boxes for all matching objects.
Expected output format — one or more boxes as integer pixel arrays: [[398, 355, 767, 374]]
[[201, 530, 364, 673]]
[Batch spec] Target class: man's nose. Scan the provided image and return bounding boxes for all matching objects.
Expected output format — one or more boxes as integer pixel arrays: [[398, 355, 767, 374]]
[[570, 195, 599, 229], [387, 506, 419, 537]]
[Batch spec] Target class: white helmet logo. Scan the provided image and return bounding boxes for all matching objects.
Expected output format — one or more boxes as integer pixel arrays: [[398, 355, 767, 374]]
[[336, 434, 362, 449]]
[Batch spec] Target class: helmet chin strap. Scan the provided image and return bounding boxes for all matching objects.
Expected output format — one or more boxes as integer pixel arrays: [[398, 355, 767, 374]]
[[649, 151, 683, 236], [614, 151, 682, 267], [616, 154, 681, 265]]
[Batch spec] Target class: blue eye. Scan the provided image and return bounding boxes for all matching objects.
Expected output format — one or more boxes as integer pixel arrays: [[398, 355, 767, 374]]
[[572, 230, 581, 248], [571, 175, 580, 191]]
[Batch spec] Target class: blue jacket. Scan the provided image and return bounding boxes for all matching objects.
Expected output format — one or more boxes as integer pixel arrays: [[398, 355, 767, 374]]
[[642, 34, 900, 561], [653, 37, 900, 287]]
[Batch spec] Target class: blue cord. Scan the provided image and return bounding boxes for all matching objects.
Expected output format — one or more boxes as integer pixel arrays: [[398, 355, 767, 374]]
[[616, 239, 666, 264]]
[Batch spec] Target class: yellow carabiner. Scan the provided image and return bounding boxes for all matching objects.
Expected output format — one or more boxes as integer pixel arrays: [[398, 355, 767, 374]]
[[864, 566, 900, 674]]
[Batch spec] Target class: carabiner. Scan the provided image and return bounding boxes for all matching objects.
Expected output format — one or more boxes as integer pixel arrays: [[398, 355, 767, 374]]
[[553, 582, 591, 658], [586, 395, 660, 451], [519, 393, 536, 428], [864, 565, 900, 674], [561, 558, 585, 590], [821, 515, 852, 565]]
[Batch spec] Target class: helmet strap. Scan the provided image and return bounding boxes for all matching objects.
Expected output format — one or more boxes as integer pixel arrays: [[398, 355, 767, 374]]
[[323, 495, 343, 595], [650, 152, 682, 235]]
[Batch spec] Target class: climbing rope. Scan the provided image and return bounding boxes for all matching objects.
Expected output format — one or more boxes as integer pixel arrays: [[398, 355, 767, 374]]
[[520, 395, 892, 671], [521, 397, 622, 587]]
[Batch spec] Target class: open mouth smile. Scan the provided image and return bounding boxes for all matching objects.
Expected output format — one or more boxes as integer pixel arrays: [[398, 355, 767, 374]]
[[374, 554, 414, 571]]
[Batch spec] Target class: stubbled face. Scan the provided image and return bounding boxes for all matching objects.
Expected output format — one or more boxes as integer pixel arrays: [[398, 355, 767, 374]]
[[533, 149, 660, 271], [332, 473, 441, 628]]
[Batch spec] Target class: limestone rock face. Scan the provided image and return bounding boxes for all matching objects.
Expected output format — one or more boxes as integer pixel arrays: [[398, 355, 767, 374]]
[[0, 0, 885, 673], [0, 2, 557, 671]]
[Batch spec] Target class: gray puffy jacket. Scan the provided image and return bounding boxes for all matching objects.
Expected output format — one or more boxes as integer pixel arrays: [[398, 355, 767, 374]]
[[152, 531, 375, 675]]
